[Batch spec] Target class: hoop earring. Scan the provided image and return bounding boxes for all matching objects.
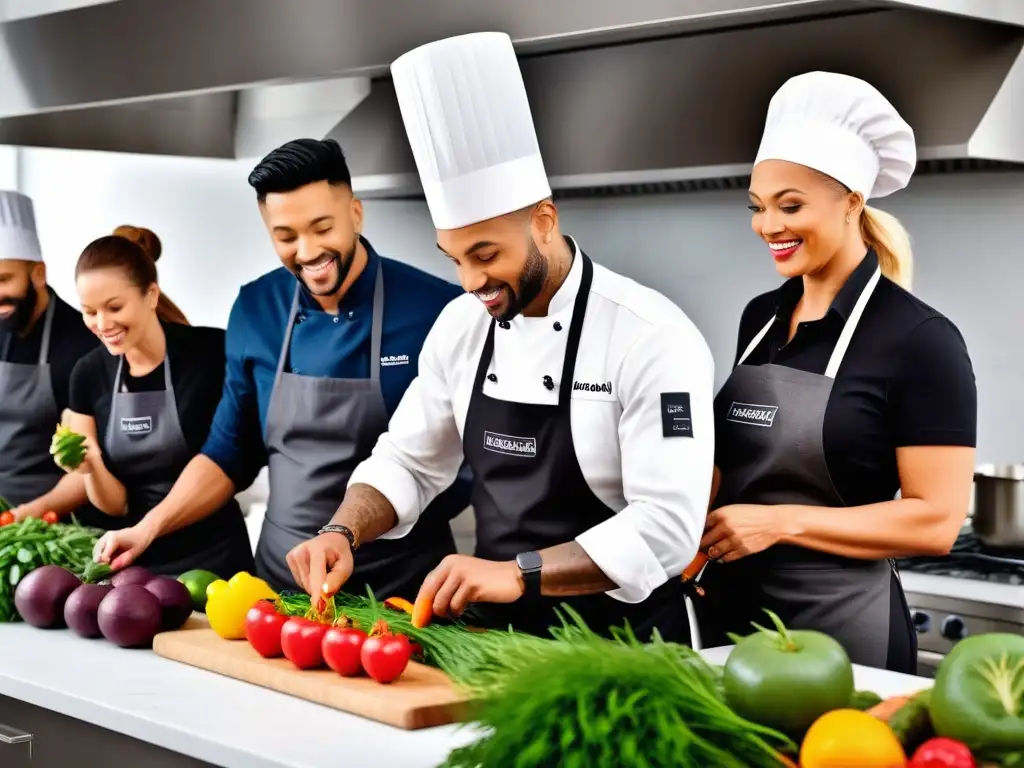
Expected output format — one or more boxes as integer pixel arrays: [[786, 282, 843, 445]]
[[846, 214, 852, 224]]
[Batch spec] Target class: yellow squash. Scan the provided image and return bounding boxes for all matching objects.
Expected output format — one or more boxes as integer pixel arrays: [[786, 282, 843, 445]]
[[205, 572, 278, 640]]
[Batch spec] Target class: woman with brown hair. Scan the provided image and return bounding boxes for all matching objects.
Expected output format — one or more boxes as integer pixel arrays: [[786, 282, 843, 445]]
[[62, 233, 253, 578], [111, 225, 190, 325]]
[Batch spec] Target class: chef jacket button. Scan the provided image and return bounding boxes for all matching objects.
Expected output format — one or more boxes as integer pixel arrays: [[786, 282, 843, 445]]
[[542, 375, 554, 391], [498, 321, 511, 329], [333, 316, 339, 324], [553, 321, 562, 331], [348, 311, 355, 319], [487, 373, 497, 383]]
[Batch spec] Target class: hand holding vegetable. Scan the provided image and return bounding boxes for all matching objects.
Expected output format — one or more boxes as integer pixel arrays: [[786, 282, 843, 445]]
[[414, 554, 524, 624], [93, 523, 155, 571], [50, 425, 92, 473], [702, 504, 794, 562], [286, 530, 354, 599]]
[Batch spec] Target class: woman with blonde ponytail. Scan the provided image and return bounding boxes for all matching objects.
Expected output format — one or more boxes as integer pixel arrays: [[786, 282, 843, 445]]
[[692, 72, 977, 677], [860, 205, 913, 290]]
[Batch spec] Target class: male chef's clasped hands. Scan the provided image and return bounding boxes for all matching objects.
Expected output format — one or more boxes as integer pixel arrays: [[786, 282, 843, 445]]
[[44, 31, 973, 669]]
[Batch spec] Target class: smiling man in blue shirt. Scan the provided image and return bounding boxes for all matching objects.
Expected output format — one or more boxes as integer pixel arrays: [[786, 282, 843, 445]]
[[95, 138, 470, 598]]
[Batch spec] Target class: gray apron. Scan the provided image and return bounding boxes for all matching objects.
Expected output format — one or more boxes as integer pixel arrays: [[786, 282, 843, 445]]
[[0, 292, 62, 505], [105, 353, 254, 579], [695, 266, 913, 670], [256, 267, 456, 598]]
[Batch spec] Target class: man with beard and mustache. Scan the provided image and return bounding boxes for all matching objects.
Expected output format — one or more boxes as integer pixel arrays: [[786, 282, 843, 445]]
[[286, 33, 716, 643], [0, 190, 100, 515], [93, 139, 472, 599]]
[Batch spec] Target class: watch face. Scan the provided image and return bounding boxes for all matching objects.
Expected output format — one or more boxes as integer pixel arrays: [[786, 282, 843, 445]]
[[517, 550, 543, 571]]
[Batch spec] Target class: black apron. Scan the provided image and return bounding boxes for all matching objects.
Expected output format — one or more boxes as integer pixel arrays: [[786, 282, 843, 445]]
[[462, 253, 691, 643], [0, 291, 63, 505], [693, 266, 917, 672], [255, 266, 456, 599], [103, 353, 253, 580]]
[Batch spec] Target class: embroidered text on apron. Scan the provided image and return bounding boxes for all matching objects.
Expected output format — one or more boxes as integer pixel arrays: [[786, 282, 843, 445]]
[[105, 353, 253, 579], [462, 253, 691, 642], [257, 266, 456, 598], [0, 292, 62, 505], [694, 266, 916, 670]]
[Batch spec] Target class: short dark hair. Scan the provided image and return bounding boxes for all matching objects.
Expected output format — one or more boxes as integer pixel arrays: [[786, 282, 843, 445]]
[[247, 138, 352, 202]]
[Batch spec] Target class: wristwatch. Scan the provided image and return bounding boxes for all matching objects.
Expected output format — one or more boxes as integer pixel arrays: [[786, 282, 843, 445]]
[[318, 524, 358, 552], [515, 550, 543, 598]]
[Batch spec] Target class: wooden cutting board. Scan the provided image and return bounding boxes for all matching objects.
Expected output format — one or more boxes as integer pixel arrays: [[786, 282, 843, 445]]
[[152, 624, 472, 730]]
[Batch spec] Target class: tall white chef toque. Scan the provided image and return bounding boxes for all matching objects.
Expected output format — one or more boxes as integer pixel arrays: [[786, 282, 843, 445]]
[[754, 71, 917, 200], [0, 190, 43, 263], [390, 31, 551, 231]]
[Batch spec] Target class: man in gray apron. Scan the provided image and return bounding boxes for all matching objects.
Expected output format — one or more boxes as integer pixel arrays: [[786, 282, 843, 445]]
[[91, 140, 470, 600], [0, 190, 100, 511], [256, 261, 457, 598]]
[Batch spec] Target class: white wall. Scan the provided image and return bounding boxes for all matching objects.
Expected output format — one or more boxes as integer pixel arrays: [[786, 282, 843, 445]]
[[0, 147, 19, 191], [16, 148, 1024, 468]]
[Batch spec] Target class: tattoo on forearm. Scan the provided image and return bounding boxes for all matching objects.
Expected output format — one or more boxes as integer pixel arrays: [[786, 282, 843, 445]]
[[538, 542, 618, 597], [334, 483, 398, 544]]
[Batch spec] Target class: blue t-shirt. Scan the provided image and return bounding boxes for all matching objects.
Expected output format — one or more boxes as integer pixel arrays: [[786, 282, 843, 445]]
[[200, 238, 471, 518]]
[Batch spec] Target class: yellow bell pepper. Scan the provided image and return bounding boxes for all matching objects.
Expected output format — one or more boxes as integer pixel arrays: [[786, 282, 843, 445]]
[[205, 572, 278, 640], [800, 709, 907, 768]]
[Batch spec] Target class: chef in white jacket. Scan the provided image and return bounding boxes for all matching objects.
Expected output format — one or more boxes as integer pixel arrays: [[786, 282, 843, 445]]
[[288, 31, 715, 642]]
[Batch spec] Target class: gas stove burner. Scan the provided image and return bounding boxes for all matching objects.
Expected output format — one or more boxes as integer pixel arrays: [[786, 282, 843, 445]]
[[895, 529, 1024, 584]]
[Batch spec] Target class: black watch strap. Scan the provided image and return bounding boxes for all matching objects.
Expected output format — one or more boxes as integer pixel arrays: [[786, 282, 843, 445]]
[[318, 524, 358, 551], [516, 550, 543, 598]]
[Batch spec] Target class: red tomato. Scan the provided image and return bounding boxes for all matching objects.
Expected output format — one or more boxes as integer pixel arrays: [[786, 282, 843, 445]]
[[280, 617, 329, 670], [361, 633, 412, 683], [244, 601, 288, 658], [0, 512, 13, 526], [909, 738, 975, 768], [322, 626, 368, 677], [41, 511, 58, 524]]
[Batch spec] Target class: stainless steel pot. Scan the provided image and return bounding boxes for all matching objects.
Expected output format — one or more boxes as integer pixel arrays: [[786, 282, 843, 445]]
[[973, 464, 1024, 549]]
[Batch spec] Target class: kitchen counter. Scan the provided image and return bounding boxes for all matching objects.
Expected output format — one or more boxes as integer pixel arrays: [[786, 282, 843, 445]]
[[899, 571, 1023, 609], [0, 619, 930, 768]]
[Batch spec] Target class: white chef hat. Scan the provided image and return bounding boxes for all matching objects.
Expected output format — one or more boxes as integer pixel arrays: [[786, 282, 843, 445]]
[[391, 31, 551, 230], [0, 190, 42, 263], [754, 72, 916, 200]]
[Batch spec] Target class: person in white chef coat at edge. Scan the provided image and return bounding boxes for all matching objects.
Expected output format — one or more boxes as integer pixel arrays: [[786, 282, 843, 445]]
[[287, 32, 716, 642], [689, 72, 977, 674]]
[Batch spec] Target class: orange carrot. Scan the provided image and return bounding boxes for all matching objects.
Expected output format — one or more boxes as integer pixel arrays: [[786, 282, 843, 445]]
[[867, 695, 913, 721], [411, 595, 433, 629], [682, 552, 709, 582], [383, 596, 415, 615]]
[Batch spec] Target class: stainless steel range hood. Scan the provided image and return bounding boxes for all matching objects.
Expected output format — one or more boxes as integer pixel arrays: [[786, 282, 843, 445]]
[[0, 0, 1022, 198]]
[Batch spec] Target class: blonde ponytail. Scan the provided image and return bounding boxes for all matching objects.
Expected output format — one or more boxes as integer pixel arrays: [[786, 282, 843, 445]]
[[860, 206, 913, 290]]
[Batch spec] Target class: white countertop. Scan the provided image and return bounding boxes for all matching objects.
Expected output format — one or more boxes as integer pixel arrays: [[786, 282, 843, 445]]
[[0, 619, 930, 768]]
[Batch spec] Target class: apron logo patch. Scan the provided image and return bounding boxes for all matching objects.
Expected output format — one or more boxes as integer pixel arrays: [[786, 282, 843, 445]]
[[483, 431, 537, 458], [380, 354, 409, 367], [726, 402, 778, 427], [572, 380, 612, 394], [120, 416, 153, 435], [660, 393, 693, 438]]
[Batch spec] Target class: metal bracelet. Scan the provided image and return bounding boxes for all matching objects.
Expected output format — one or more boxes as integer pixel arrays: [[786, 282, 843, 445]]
[[318, 524, 358, 551]]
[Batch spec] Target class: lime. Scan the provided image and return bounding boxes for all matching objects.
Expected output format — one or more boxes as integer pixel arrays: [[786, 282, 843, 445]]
[[177, 569, 220, 612]]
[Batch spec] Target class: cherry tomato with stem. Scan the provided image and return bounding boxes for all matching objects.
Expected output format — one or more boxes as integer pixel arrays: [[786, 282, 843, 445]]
[[322, 625, 368, 677], [245, 600, 288, 658]]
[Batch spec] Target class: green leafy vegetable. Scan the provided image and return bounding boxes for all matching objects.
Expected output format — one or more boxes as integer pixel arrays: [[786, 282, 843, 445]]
[[441, 610, 797, 768], [0, 516, 103, 622]]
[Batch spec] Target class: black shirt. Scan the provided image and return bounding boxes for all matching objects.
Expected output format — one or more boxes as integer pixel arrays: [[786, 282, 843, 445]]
[[0, 288, 101, 415], [720, 249, 977, 508], [69, 322, 227, 481]]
